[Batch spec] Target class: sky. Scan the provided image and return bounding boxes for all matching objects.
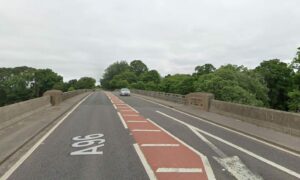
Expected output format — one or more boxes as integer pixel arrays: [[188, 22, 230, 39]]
[[0, 0, 300, 82]]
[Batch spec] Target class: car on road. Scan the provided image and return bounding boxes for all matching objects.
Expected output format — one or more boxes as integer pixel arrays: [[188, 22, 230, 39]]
[[120, 88, 131, 96]]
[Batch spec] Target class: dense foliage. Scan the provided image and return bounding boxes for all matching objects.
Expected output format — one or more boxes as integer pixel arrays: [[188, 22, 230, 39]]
[[0, 67, 95, 106], [101, 48, 300, 112]]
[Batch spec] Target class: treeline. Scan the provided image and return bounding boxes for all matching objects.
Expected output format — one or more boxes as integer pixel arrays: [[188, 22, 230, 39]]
[[0, 66, 96, 106], [101, 47, 300, 112]]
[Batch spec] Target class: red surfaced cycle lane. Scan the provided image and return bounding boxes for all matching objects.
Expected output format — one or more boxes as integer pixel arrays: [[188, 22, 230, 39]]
[[106, 92, 215, 180]]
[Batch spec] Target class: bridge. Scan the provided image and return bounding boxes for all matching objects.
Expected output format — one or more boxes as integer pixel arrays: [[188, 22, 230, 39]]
[[0, 90, 299, 180]]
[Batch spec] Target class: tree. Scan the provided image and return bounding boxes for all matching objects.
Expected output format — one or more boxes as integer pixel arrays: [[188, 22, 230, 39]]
[[291, 47, 300, 72], [140, 70, 161, 83], [288, 90, 300, 112], [288, 47, 300, 111], [194, 65, 268, 106], [194, 64, 216, 76], [100, 61, 130, 89], [255, 59, 294, 110], [76, 77, 96, 89], [159, 74, 195, 95], [33, 69, 63, 96], [130, 60, 148, 76]]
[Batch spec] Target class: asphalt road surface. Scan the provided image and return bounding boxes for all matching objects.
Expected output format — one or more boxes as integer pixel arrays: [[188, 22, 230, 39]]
[[2, 91, 300, 180]]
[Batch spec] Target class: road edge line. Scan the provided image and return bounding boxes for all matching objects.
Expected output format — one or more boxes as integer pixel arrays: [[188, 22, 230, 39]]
[[133, 94, 300, 157], [0, 93, 92, 180], [133, 143, 157, 180]]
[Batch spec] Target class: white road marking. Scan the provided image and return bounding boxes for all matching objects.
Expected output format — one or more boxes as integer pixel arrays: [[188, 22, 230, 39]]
[[127, 121, 148, 123], [141, 144, 180, 147], [132, 129, 161, 132], [147, 118, 216, 180], [214, 156, 263, 180], [190, 127, 227, 158], [156, 168, 202, 173], [113, 104, 117, 110], [126, 105, 139, 113], [117, 112, 128, 129], [0, 93, 93, 180], [135, 95, 300, 158], [133, 143, 157, 180], [156, 111, 300, 179]]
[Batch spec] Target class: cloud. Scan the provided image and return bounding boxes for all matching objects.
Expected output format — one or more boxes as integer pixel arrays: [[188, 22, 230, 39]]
[[0, 0, 299, 82]]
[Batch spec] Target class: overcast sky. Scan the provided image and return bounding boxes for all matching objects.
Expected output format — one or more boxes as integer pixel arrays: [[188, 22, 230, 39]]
[[0, 0, 299, 82]]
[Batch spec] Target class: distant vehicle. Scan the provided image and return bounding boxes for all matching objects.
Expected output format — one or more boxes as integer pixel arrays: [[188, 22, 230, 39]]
[[120, 88, 131, 96]]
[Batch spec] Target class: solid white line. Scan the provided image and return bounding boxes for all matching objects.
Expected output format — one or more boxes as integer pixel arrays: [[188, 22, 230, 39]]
[[156, 111, 300, 179], [156, 168, 202, 173], [190, 127, 227, 158], [113, 104, 117, 110], [126, 105, 139, 113], [0, 93, 93, 180], [141, 144, 180, 147], [117, 112, 128, 129], [135, 95, 300, 158], [132, 129, 161, 132], [127, 121, 148, 123], [133, 143, 157, 180], [146, 118, 216, 180]]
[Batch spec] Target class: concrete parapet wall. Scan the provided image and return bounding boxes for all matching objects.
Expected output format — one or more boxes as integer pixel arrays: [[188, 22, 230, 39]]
[[132, 89, 300, 136], [185, 92, 214, 111], [0, 89, 91, 125], [62, 89, 90, 101], [210, 100, 300, 136], [0, 96, 51, 124], [131, 89, 186, 104]]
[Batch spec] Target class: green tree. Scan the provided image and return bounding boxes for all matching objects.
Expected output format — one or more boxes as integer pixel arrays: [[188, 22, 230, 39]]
[[194, 65, 268, 106], [130, 60, 148, 76], [76, 77, 96, 89], [159, 74, 195, 95], [255, 59, 294, 110], [288, 90, 300, 112], [33, 69, 63, 96], [140, 70, 161, 83], [100, 61, 130, 89], [194, 64, 216, 76]]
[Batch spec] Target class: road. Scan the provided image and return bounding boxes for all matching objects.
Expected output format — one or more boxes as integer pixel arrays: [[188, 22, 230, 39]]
[[1, 91, 300, 180]]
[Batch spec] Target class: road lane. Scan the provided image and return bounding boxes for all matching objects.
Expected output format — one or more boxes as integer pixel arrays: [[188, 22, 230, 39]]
[[3, 90, 300, 180], [106, 92, 215, 180], [5, 92, 148, 180], [116, 92, 300, 180]]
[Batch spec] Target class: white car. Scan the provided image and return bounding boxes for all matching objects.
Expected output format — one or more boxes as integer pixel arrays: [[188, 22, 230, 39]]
[[120, 88, 131, 96]]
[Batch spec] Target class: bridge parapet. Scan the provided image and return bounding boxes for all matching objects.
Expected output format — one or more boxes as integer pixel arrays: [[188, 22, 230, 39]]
[[131, 89, 300, 136]]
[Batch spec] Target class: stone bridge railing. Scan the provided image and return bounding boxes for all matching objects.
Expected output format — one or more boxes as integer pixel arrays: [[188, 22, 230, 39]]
[[0, 89, 91, 125], [131, 89, 300, 137]]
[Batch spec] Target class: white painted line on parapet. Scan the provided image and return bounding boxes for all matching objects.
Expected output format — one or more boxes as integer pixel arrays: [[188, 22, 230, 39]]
[[146, 118, 216, 180], [156, 168, 202, 173], [133, 143, 157, 180], [0, 93, 93, 180], [132, 129, 161, 132], [135, 95, 300, 158], [141, 144, 180, 147], [156, 111, 300, 179], [117, 112, 128, 129]]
